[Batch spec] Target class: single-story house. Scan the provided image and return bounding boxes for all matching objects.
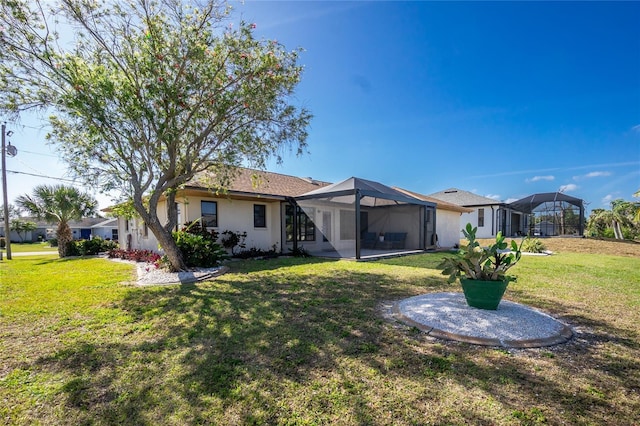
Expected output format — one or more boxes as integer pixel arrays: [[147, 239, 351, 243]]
[[114, 168, 332, 254], [428, 188, 524, 239], [0, 217, 118, 243], [90, 218, 119, 240], [112, 168, 469, 259]]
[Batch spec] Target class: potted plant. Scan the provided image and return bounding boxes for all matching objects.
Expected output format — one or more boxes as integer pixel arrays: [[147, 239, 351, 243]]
[[438, 223, 524, 310]]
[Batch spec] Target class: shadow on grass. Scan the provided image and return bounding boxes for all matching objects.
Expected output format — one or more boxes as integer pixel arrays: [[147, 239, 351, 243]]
[[29, 256, 640, 425]]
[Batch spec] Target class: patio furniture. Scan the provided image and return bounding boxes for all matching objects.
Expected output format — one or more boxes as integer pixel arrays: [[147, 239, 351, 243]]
[[361, 232, 377, 249], [383, 232, 407, 249]]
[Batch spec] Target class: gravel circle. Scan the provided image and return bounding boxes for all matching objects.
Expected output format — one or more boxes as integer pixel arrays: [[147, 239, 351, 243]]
[[394, 292, 573, 348], [108, 257, 228, 286], [134, 263, 228, 286]]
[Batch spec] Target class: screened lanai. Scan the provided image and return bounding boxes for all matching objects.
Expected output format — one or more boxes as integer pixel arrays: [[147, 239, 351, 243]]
[[509, 192, 585, 237], [293, 177, 437, 259]]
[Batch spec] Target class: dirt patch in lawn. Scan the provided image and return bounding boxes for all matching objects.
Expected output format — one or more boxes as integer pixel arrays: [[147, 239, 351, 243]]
[[477, 237, 640, 258]]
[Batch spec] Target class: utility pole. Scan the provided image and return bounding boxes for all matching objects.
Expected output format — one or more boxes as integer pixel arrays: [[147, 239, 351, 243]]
[[1, 122, 12, 260]]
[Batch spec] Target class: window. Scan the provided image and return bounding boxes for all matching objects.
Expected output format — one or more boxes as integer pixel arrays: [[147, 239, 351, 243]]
[[285, 205, 315, 242], [201, 201, 218, 227], [125, 219, 129, 232], [112, 229, 118, 241], [478, 208, 485, 227], [254, 204, 266, 228], [143, 222, 149, 237]]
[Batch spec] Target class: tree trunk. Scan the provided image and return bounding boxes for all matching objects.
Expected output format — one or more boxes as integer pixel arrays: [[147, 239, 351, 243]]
[[147, 220, 187, 272], [132, 186, 187, 272], [57, 221, 72, 257], [612, 220, 624, 240]]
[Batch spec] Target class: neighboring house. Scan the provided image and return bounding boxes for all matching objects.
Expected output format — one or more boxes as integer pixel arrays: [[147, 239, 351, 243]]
[[1, 217, 118, 243], [394, 187, 473, 248], [428, 188, 524, 239], [110, 168, 467, 259], [91, 218, 119, 241], [0, 225, 30, 243]]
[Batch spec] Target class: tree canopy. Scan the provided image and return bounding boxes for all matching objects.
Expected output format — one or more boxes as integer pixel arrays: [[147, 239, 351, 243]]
[[10, 219, 37, 242], [586, 199, 640, 240], [0, 0, 311, 270]]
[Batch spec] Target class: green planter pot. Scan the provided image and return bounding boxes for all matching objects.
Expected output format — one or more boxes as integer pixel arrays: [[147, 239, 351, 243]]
[[460, 278, 509, 310]]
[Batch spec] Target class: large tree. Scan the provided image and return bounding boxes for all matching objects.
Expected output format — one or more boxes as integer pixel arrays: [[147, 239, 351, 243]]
[[586, 199, 640, 240], [15, 184, 97, 257], [0, 0, 310, 270]]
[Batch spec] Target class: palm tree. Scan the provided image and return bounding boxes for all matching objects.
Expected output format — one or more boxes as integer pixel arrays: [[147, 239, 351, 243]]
[[15, 185, 98, 257], [587, 201, 637, 240]]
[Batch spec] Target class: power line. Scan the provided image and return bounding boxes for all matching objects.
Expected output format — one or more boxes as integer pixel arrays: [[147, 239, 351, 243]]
[[4, 169, 77, 183], [18, 149, 59, 158]]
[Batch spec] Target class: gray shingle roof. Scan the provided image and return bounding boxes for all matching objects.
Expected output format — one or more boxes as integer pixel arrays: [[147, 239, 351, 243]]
[[394, 187, 473, 213], [428, 188, 503, 206]]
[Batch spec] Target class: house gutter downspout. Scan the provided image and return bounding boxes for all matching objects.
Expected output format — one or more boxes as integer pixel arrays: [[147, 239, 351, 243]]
[[491, 206, 495, 236]]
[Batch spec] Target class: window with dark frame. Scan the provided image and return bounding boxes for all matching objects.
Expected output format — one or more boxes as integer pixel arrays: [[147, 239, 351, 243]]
[[254, 204, 266, 228], [285, 204, 315, 242], [201, 201, 218, 228], [478, 208, 485, 227]]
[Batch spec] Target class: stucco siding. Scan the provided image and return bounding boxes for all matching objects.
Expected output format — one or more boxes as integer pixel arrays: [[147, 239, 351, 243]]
[[118, 197, 283, 254], [459, 207, 497, 239], [435, 210, 463, 248]]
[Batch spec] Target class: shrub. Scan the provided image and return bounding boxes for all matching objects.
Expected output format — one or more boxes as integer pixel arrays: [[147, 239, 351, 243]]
[[181, 220, 219, 241], [65, 241, 81, 256], [66, 237, 119, 256], [220, 230, 247, 255], [235, 245, 279, 259], [0, 237, 5, 248], [521, 237, 547, 254], [289, 246, 311, 258], [108, 248, 161, 265], [173, 230, 228, 267], [49, 238, 58, 247]]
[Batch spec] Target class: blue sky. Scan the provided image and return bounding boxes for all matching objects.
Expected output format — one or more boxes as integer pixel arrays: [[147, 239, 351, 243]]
[[4, 1, 639, 214]]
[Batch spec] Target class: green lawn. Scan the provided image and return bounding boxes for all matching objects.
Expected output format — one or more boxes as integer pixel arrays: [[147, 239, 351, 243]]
[[1, 252, 639, 425], [4, 242, 58, 253]]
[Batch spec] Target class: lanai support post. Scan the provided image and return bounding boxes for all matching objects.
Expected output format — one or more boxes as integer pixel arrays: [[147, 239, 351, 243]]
[[355, 189, 361, 260]]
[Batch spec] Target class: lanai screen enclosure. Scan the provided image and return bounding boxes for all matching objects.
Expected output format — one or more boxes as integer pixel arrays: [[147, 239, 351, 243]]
[[509, 192, 585, 236], [293, 177, 437, 259]]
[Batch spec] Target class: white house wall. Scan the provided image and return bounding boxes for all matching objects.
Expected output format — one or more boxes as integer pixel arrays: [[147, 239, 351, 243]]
[[436, 210, 464, 248], [459, 207, 499, 239], [118, 196, 282, 254], [90, 227, 117, 240], [203, 197, 282, 252]]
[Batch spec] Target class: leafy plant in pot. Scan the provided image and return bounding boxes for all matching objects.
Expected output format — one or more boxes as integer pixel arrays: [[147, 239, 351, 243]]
[[439, 223, 524, 310]]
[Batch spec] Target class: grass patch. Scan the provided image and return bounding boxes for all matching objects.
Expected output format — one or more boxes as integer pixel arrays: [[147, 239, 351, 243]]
[[1, 250, 639, 425], [4, 242, 58, 253]]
